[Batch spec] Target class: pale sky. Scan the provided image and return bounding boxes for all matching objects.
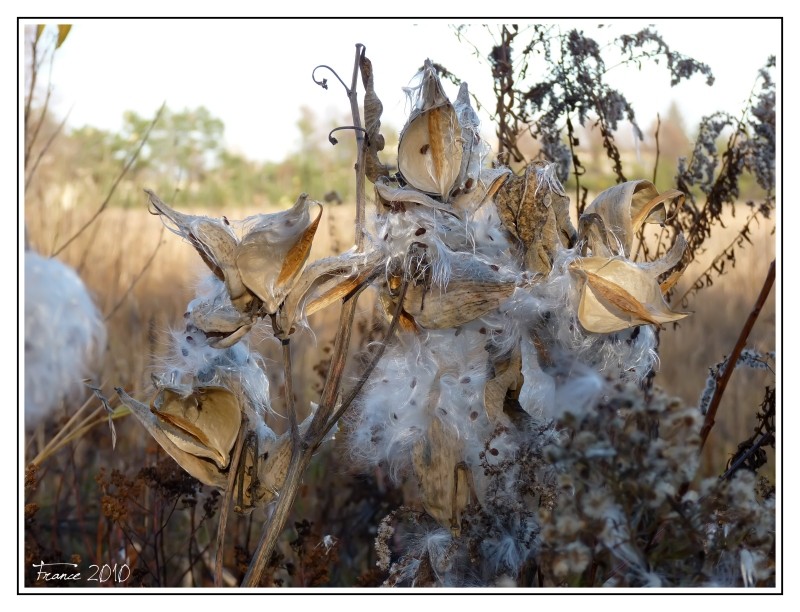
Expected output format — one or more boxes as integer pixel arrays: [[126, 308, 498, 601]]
[[24, 18, 781, 163]]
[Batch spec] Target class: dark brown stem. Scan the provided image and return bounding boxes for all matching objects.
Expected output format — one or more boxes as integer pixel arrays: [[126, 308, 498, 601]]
[[319, 271, 410, 442], [214, 420, 247, 587], [282, 339, 299, 450], [697, 259, 775, 453], [242, 44, 368, 588], [719, 431, 773, 481]]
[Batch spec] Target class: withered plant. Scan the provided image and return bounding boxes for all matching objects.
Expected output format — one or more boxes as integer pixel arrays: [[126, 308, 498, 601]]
[[27, 24, 775, 589]]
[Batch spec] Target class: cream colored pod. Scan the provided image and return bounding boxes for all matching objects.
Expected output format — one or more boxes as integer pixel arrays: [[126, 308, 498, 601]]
[[572, 181, 690, 334], [116, 386, 237, 488], [398, 59, 463, 198]]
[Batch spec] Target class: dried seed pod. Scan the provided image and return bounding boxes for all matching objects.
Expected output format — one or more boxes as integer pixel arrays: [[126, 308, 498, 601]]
[[412, 416, 470, 535], [236, 194, 323, 313], [570, 257, 689, 333], [581, 180, 684, 257], [146, 190, 254, 311], [117, 387, 229, 488], [375, 181, 462, 218], [398, 60, 463, 198], [494, 161, 577, 276], [275, 248, 384, 338], [189, 296, 253, 335], [150, 386, 242, 470], [395, 252, 516, 329], [451, 166, 511, 214]]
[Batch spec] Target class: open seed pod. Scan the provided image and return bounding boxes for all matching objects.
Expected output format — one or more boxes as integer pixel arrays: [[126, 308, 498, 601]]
[[117, 387, 233, 488], [581, 180, 684, 257], [236, 193, 323, 314], [385, 251, 517, 329], [451, 166, 511, 215], [398, 59, 463, 198], [570, 256, 689, 333], [274, 248, 384, 339], [187, 291, 255, 349], [149, 386, 242, 470], [147, 190, 254, 311]]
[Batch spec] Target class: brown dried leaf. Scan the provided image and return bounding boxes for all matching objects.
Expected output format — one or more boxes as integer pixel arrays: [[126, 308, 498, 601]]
[[360, 53, 391, 183]]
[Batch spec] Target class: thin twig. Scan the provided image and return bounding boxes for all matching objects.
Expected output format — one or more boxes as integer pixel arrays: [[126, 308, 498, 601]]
[[652, 112, 661, 185], [25, 106, 72, 192], [52, 102, 165, 257], [214, 420, 247, 587], [719, 431, 774, 481], [697, 260, 775, 454], [676, 208, 763, 306]]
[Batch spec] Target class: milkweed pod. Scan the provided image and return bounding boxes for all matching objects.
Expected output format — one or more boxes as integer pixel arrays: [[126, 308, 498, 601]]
[[570, 257, 689, 333], [451, 166, 511, 215], [400, 252, 516, 329], [398, 60, 463, 198], [581, 181, 684, 257], [146, 190, 253, 312], [276, 248, 384, 339], [116, 387, 229, 489], [236, 194, 323, 313], [411, 417, 470, 535], [150, 386, 242, 470]]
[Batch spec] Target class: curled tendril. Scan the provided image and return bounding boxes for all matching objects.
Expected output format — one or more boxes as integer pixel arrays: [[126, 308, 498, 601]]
[[328, 125, 369, 146], [312, 64, 350, 93]]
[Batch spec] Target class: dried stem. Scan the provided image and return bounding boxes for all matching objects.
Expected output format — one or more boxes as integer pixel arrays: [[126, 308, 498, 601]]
[[242, 44, 368, 588], [319, 270, 410, 442], [214, 420, 247, 587], [282, 339, 299, 450], [697, 259, 775, 453], [652, 112, 661, 186], [719, 431, 773, 481]]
